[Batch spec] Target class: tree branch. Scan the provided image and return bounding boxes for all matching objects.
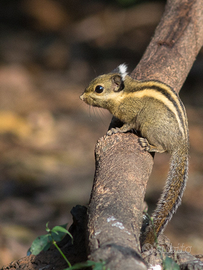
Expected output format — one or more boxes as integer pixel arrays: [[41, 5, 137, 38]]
[[132, 0, 203, 92], [88, 134, 152, 269]]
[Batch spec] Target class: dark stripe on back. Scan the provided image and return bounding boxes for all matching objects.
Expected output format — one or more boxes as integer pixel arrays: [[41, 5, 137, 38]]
[[137, 84, 186, 135]]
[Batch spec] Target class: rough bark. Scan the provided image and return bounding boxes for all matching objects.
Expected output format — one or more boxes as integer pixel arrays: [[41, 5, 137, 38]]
[[87, 134, 152, 270]]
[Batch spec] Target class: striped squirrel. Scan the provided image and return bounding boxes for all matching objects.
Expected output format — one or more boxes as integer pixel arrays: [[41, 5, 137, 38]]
[[80, 64, 189, 248]]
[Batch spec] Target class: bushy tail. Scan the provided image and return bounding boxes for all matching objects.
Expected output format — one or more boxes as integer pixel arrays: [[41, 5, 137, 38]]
[[142, 143, 188, 247], [152, 144, 188, 235]]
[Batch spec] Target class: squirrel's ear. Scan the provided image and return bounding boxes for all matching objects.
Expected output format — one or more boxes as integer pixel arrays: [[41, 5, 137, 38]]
[[112, 75, 124, 92], [112, 64, 128, 80]]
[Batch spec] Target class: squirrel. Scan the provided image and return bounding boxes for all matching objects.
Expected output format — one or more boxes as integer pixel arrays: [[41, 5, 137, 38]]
[[80, 64, 189, 248]]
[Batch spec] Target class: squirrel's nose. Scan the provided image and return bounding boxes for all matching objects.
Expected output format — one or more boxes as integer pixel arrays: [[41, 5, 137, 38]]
[[80, 94, 84, 101]]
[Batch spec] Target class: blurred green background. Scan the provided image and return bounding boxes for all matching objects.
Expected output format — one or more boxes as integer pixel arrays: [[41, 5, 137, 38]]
[[0, 0, 203, 266]]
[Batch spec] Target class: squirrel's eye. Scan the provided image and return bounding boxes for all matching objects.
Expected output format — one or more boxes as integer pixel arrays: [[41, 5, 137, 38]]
[[95, 85, 104, 93]]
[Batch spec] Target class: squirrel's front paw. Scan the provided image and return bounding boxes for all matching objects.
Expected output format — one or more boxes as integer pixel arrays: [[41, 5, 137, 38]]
[[107, 127, 137, 136], [106, 127, 122, 136]]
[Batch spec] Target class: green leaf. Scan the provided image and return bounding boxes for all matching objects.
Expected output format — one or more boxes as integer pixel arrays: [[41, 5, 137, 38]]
[[56, 223, 68, 229], [29, 234, 53, 255], [46, 222, 50, 233], [50, 231, 63, 242], [51, 224, 73, 243], [52, 225, 69, 234], [163, 256, 180, 270]]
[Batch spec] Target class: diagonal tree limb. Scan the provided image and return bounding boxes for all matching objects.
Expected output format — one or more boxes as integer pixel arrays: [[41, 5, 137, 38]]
[[132, 0, 203, 91]]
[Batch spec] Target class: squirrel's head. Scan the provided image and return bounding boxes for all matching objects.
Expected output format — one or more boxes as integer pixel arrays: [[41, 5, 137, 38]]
[[80, 64, 128, 109]]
